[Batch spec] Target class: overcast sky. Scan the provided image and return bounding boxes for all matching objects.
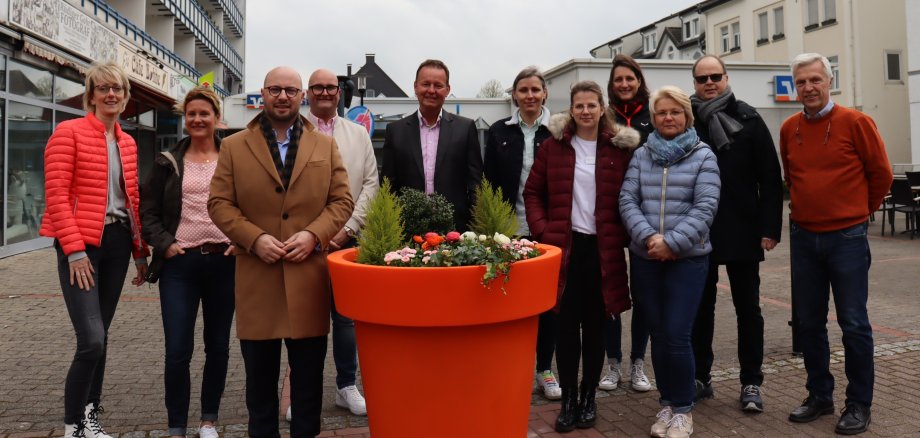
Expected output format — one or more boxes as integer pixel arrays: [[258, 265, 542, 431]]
[[243, 0, 698, 97]]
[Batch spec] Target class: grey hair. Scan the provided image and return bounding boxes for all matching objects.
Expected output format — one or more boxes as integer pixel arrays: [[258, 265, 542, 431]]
[[791, 53, 832, 79], [649, 85, 695, 128]]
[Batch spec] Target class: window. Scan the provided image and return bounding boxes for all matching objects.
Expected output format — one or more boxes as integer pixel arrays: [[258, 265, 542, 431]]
[[731, 22, 741, 50], [774, 7, 785, 38], [758, 12, 769, 43], [886, 51, 902, 81], [6, 101, 52, 244], [806, 0, 819, 28], [827, 55, 840, 90], [720, 26, 730, 53], [667, 45, 675, 60], [683, 17, 700, 39], [8, 60, 53, 102], [824, 0, 836, 24], [643, 32, 657, 53], [54, 76, 84, 110]]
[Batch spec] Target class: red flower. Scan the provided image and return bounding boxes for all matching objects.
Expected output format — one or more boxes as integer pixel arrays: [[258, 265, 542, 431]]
[[424, 232, 444, 247], [413, 235, 424, 244], [445, 231, 461, 242]]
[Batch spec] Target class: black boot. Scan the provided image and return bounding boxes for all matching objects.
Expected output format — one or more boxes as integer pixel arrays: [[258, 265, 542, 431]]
[[576, 386, 597, 428], [555, 386, 579, 433]]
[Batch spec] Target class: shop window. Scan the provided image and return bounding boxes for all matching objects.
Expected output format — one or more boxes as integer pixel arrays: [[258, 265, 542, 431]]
[[55, 111, 82, 127], [8, 60, 52, 102], [54, 76, 85, 110], [6, 101, 52, 244], [0, 56, 6, 91]]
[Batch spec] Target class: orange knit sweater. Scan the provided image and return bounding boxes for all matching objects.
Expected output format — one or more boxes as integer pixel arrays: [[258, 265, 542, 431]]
[[780, 105, 892, 232]]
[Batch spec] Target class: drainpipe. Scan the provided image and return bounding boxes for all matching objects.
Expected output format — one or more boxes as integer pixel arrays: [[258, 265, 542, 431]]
[[848, 0, 861, 110]]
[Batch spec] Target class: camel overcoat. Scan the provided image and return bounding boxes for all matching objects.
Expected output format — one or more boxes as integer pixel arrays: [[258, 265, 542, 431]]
[[208, 115, 354, 340]]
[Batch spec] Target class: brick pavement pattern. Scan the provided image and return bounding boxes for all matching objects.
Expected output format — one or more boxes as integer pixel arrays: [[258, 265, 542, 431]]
[[2, 213, 919, 437]]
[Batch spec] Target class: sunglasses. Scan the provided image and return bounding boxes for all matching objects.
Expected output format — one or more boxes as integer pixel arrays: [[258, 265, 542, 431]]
[[694, 73, 724, 84]]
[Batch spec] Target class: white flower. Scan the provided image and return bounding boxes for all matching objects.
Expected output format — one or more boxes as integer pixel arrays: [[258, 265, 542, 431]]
[[493, 233, 511, 245], [479, 234, 488, 242], [461, 231, 478, 242]]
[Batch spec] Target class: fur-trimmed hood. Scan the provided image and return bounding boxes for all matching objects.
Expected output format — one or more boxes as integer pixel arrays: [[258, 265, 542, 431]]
[[547, 112, 642, 150]]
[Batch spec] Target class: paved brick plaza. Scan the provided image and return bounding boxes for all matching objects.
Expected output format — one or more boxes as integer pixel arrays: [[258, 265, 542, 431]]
[[2, 210, 919, 437]]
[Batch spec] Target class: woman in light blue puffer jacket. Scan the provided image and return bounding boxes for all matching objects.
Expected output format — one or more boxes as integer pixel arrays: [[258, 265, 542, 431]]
[[618, 85, 720, 438]]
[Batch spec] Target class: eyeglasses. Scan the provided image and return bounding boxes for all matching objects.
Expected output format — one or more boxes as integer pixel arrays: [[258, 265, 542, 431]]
[[265, 86, 302, 98], [654, 109, 686, 118], [694, 73, 724, 84], [94, 85, 124, 94], [309, 84, 340, 95]]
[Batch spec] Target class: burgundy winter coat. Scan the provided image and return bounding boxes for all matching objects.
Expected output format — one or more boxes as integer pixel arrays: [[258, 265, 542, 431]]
[[523, 113, 640, 315]]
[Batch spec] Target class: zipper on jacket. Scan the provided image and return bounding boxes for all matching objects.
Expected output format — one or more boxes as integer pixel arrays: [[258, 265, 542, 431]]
[[659, 166, 669, 233]]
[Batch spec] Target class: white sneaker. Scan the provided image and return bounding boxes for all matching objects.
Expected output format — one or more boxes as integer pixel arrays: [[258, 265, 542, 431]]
[[335, 385, 367, 416], [536, 370, 562, 400], [630, 358, 652, 392], [598, 360, 621, 391], [198, 424, 219, 438], [285, 405, 292, 422], [63, 423, 85, 438], [82, 404, 112, 438], [650, 406, 672, 437], [666, 412, 693, 438]]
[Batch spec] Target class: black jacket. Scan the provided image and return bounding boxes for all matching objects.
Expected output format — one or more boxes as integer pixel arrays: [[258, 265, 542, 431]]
[[692, 96, 784, 262], [140, 135, 222, 282], [608, 100, 654, 146], [483, 115, 552, 211]]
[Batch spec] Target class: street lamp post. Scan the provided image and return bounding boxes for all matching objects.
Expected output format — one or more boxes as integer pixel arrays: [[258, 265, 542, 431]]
[[356, 73, 367, 107]]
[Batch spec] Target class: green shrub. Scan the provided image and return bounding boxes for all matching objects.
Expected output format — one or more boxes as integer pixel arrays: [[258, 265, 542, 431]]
[[469, 179, 519, 238], [356, 179, 405, 265], [397, 187, 455, 238]]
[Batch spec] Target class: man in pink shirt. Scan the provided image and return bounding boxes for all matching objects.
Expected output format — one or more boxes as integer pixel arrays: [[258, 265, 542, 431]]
[[381, 59, 483, 231]]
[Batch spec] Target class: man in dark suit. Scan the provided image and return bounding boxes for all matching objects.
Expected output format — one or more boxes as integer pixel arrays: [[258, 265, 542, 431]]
[[381, 59, 483, 231]]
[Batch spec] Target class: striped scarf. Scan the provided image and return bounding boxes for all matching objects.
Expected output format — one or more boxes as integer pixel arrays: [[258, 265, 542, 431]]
[[259, 114, 304, 188]]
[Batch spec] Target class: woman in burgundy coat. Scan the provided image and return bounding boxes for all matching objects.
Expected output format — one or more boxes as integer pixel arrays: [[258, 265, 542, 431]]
[[524, 80, 639, 433]]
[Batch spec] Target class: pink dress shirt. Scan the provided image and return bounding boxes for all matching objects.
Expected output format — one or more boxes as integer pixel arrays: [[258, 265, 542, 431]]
[[418, 110, 442, 194]]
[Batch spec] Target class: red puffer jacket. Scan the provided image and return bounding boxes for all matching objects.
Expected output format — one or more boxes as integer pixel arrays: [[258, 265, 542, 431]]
[[40, 112, 149, 259], [524, 113, 639, 315]]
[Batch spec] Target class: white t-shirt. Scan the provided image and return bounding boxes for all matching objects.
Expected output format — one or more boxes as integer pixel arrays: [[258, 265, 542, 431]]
[[570, 135, 597, 235]]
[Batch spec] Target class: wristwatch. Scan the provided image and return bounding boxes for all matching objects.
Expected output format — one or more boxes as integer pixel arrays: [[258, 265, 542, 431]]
[[344, 226, 357, 238]]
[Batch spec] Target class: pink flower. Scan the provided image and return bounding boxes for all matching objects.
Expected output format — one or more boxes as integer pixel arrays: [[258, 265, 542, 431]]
[[422, 256, 431, 264], [445, 231, 461, 242]]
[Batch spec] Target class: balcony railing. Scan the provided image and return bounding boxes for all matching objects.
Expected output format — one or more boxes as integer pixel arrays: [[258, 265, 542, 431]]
[[207, 0, 244, 37], [157, 0, 244, 81]]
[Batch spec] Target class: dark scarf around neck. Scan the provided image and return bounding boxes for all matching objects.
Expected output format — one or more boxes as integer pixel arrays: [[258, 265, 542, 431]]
[[690, 87, 743, 151], [259, 114, 304, 188]]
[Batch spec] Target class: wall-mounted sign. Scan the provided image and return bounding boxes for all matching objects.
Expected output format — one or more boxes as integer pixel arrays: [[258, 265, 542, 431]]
[[10, 0, 118, 64], [245, 93, 308, 109], [774, 75, 800, 102], [118, 43, 170, 95], [346, 106, 375, 135]]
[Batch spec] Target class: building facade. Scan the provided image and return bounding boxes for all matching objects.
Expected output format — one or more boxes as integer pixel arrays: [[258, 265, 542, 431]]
[[591, 0, 911, 164], [0, 0, 245, 257]]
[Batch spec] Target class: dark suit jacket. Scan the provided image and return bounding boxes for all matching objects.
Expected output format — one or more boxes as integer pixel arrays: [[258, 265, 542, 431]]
[[381, 110, 483, 230]]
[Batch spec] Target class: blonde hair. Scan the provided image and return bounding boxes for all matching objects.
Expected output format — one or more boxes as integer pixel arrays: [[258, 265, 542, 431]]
[[83, 62, 131, 113], [175, 86, 222, 117], [649, 85, 694, 128]]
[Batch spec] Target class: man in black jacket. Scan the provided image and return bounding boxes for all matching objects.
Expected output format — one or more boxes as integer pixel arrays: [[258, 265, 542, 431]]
[[689, 55, 784, 412]]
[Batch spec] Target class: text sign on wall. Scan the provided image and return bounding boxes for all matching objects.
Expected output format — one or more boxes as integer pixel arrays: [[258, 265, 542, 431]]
[[774, 75, 800, 102], [117, 43, 170, 95], [10, 0, 118, 63]]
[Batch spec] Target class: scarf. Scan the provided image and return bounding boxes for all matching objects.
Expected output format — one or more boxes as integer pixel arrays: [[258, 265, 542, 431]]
[[259, 114, 304, 188], [690, 86, 743, 151], [646, 128, 700, 167]]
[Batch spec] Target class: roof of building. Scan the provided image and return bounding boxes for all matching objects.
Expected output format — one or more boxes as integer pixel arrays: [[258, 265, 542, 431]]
[[350, 54, 408, 98]]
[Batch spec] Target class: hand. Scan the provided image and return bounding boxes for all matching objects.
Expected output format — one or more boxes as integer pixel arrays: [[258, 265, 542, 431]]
[[132, 262, 148, 286], [224, 244, 238, 256], [761, 238, 778, 251], [251, 234, 287, 264], [647, 235, 676, 261], [329, 228, 350, 250], [68, 257, 96, 291], [282, 231, 317, 263], [164, 243, 185, 259]]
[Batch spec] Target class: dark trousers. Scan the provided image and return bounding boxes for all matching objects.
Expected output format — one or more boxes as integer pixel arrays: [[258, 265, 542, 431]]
[[604, 283, 649, 363], [56, 223, 132, 424], [331, 238, 357, 389], [535, 310, 558, 372], [159, 251, 235, 435], [556, 232, 606, 392], [630, 253, 708, 413], [240, 336, 327, 438], [692, 260, 764, 386], [790, 221, 874, 406]]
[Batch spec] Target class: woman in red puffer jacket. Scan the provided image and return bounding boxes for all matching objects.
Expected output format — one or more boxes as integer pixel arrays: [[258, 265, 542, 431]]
[[40, 62, 149, 438]]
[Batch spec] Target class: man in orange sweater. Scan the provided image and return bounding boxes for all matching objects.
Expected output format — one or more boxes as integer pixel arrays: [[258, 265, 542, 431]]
[[780, 53, 892, 436]]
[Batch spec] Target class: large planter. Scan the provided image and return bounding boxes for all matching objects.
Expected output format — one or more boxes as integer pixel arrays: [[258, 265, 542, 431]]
[[327, 244, 562, 438]]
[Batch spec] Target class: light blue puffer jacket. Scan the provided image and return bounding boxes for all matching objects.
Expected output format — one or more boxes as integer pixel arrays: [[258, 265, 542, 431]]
[[619, 140, 721, 260]]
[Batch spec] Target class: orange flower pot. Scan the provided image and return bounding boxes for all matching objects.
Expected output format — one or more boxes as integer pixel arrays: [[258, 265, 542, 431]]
[[327, 244, 562, 438]]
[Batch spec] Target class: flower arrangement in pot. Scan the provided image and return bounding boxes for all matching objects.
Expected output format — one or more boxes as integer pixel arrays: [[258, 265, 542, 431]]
[[326, 179, 561, 438]]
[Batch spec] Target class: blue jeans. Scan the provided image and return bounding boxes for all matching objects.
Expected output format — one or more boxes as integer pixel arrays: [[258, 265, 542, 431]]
[[604, 284, 649, 363], [790, 221, 874, 406], [630, 253, 708, 413], [331, 237, 358, 389], [159, 250, 235, 435]]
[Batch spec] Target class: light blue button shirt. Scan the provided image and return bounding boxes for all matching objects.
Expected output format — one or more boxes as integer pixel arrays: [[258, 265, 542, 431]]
[[277, 125, 294, 165]]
